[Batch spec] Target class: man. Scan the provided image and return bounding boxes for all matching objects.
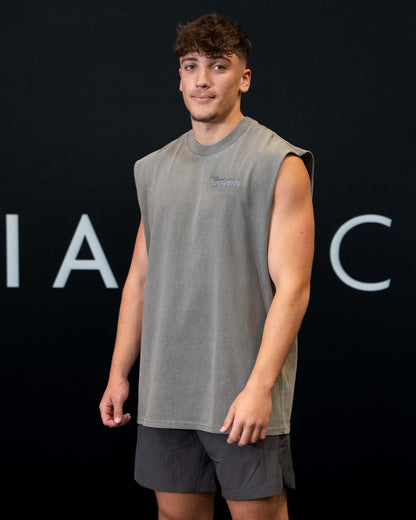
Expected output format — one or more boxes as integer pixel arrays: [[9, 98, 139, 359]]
[[100, 13, 314, 520]]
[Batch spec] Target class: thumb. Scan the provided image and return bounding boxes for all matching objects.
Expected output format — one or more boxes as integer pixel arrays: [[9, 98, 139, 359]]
[[113, 398, 124, 424], [220, 405, 235, 433]]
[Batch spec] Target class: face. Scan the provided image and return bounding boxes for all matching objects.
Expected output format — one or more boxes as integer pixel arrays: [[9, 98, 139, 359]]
[[179, 52, 251, 124]]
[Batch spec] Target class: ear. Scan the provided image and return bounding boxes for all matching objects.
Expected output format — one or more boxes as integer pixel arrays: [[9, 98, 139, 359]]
[[240, 68, 251, 94], [179, 67, 183, 92]]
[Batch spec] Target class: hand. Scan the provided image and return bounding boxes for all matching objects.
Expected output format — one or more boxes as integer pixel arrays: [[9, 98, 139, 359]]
[[220, 385, 272, 446], [99, 378, 131, 428]]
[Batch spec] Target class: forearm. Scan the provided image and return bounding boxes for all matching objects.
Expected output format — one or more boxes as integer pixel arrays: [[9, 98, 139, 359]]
[[108, 277, 145, 382], [100, 276, 144, 427], [245, 281, 310, 393]]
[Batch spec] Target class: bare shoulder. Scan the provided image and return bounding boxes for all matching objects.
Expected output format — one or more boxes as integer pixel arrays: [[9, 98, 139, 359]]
[[278, 153, 310, 182], [274, 154, 312, 207]]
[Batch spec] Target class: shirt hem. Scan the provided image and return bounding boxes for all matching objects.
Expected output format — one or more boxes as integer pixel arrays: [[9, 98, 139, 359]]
[[137, 417, 290, 435]]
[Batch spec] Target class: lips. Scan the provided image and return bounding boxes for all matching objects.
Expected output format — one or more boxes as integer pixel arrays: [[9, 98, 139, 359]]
[[192, 94, 215, 103]]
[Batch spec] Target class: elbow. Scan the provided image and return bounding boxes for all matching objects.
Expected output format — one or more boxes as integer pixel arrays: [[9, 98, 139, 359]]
[[299, 283, 311, 312], [274, 278, 311, 313], [121, 272, 146, 304], [291, 280, 310, 312]]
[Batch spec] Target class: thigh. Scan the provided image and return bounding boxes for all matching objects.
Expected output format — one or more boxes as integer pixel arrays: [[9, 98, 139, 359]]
[[227, 490, 288, 520], [156, 491, 215, 520]]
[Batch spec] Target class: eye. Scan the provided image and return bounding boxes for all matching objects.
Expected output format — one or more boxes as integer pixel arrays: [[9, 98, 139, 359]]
[[184, 64, 195, 71], [213, 64, 226, 71]]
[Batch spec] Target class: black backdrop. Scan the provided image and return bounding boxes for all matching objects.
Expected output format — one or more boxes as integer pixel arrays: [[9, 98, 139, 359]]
[[1, 1, 414, 518]]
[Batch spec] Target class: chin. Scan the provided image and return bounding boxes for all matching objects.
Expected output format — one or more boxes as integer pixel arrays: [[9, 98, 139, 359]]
[[190, 112, 218, 123]]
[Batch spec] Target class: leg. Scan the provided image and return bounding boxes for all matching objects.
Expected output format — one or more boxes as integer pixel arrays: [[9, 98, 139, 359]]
[[155, 491, 215, 520], [227, 488, 288, 520]]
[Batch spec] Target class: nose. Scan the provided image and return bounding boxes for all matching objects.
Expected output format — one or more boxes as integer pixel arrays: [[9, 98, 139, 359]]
[[195, 67, 210, 88]]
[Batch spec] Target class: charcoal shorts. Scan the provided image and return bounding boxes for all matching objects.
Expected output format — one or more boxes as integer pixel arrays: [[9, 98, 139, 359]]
[[134, 424, 295, 501]]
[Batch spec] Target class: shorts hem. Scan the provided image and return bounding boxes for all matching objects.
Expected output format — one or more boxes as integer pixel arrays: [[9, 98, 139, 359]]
[[135, 475, 217, 495], [222, 481, 296, 501]]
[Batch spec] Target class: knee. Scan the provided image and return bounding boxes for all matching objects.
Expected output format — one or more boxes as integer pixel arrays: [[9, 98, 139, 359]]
[[227, 490, 288, 520], [157, 510, 177, 520], [157, 500, 180, 520], [156, 492, 214, 520], [157, 505, 184, 520], [158, 507, 213, 520]]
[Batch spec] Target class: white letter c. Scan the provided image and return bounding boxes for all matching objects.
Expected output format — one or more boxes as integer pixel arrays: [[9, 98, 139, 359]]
[[330, 214, 392, 292]]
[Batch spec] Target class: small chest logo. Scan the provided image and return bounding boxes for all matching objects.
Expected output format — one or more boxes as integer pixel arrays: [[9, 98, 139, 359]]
[[211, 175, 241, 191]]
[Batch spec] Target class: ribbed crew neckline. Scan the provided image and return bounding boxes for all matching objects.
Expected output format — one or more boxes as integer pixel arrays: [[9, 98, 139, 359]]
[[187, 117, 253, 156]]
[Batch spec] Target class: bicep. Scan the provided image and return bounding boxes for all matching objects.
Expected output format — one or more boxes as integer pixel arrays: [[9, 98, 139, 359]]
[[125, 218, 148, 289], [268, 155, 314, 288]]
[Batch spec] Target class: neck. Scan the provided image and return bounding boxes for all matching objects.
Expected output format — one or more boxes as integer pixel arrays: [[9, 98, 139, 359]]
[[191, 112, 244, 145]]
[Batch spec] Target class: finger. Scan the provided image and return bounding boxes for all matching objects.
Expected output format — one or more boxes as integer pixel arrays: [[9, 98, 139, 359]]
[[220, 406, 235, 434], [108, 412, 131, 428], [100, 400, 116, 426], [249, 426, 262, 445], [119, 412, 132, 426], [112, 411, 132, 428], [259, 426, 268, 441], [112, 399, 125, 425], [238, 424, 254, 446], [102, 416, 114, 427], [227, 420, 243, 444]]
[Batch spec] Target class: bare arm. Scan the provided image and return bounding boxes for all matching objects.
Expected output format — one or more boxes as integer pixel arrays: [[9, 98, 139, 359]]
[[221, 154, 314, 445], [99, 219, 148, 427]]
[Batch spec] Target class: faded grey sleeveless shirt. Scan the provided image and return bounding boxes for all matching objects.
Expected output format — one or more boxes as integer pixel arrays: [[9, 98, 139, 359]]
[[134, 117, 314, 434]]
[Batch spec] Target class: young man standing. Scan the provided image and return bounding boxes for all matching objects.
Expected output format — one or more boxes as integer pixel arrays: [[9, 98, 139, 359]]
[[100, 13, 314, 520]]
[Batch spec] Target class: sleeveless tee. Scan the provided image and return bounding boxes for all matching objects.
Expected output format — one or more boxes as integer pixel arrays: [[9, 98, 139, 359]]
[[134, 117, 314, 434]]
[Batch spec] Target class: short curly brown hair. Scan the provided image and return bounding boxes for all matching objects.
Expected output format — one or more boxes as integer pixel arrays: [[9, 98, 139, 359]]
[[174, 13, 251, 64]]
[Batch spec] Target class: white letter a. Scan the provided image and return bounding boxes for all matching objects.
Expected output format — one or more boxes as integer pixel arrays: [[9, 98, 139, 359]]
[[53, 214, 118, 288]]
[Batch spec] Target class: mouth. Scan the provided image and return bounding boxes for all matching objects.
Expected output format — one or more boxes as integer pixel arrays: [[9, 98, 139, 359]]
[[192, 94, 215, 103]]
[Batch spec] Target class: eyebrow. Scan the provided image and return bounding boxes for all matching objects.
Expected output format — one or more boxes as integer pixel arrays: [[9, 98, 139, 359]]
[[180, 55, 232, 64]]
